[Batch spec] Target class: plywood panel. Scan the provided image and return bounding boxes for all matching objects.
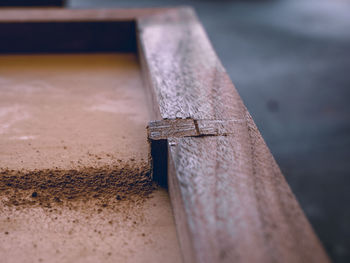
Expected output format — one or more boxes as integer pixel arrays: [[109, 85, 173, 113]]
[[0, 54, 181, 263]]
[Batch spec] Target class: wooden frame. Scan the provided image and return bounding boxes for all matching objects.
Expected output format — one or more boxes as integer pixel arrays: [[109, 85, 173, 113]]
[[0, 8, 330, 263]]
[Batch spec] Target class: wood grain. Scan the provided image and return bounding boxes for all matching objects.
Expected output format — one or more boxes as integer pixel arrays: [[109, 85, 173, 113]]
[[139, 7, 330, 263], [148, 119, 244, 140], [138, 8, 245, 121], [0, 8, 170, 22]]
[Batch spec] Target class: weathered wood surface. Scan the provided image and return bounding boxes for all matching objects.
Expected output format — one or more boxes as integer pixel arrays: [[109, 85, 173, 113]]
[[147, 119, 242, 140], [139, 7, 330, 263], [138, 8, 245, 121], [0, 8, 169, 22]]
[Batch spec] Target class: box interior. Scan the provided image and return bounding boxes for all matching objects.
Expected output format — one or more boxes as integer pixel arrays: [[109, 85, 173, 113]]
[[0, 21, 181, 263]]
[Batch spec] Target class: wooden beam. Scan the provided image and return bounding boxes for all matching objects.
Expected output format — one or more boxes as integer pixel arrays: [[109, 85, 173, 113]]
[[0, 8, 170, 23], [138, 7, 330, 263]]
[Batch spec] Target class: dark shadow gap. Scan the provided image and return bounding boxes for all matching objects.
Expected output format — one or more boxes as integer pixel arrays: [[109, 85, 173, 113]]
[[0, 21, 137, 54], [150, 139, 168, 188]]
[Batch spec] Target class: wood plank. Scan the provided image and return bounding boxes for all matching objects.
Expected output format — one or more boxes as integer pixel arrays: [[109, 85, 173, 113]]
[[167, 124, 329, 263], [148, 119, 197, 140], [138, 7, 330, 263], [0, 8, 170, 23], [148, 119, 244, 140], [138, 8, 245, 121]]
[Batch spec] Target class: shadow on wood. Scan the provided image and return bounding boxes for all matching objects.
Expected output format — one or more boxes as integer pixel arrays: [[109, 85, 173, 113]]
[[150, 139, 168, 188], [0, 0, 65, 7]]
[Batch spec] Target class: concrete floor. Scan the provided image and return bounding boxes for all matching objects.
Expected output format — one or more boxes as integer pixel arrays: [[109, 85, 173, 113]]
[[67, 0, 349, 262]]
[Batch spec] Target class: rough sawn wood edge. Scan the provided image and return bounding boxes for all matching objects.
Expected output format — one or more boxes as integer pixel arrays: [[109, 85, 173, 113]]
[[137, 7, 331, 263], [0, 8, 170, 22]]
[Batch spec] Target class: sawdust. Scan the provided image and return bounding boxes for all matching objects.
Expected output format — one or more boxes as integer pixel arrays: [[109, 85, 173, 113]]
[[0, 160, 155, 209], [0, 188, 181, 263], [0, 54, 155, 209]]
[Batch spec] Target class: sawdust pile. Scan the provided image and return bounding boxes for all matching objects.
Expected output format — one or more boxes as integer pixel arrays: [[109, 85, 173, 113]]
[[0, 161, 155, 208]]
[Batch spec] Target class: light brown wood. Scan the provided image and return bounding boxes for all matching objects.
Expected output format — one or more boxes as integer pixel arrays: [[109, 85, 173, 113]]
[[0, 54, 182, 263], [0, 54, 150, 170], [148, 119, 243, 140], [0, 8, 170, 22], [138, 7, 330, 263]]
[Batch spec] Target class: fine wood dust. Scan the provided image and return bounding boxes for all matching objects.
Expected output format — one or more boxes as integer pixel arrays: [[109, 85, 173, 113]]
[[0, 188, 181, 263], [0, 161, 153, 209], [0, 53, 155, 207]]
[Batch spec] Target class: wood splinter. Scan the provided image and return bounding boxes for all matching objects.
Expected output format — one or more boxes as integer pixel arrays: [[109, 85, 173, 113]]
[[147, 118, 245, 187], [147, 118, 245, 140]]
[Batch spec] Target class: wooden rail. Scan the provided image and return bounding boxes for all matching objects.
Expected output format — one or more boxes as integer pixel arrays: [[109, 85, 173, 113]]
[[138, 8, 330, 263]]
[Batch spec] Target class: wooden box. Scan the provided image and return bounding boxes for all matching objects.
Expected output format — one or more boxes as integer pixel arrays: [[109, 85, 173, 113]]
[[0, 8, 329, 263]]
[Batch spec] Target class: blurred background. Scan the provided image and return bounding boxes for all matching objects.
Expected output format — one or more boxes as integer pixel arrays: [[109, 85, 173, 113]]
[[3, 0, 350, 262]]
